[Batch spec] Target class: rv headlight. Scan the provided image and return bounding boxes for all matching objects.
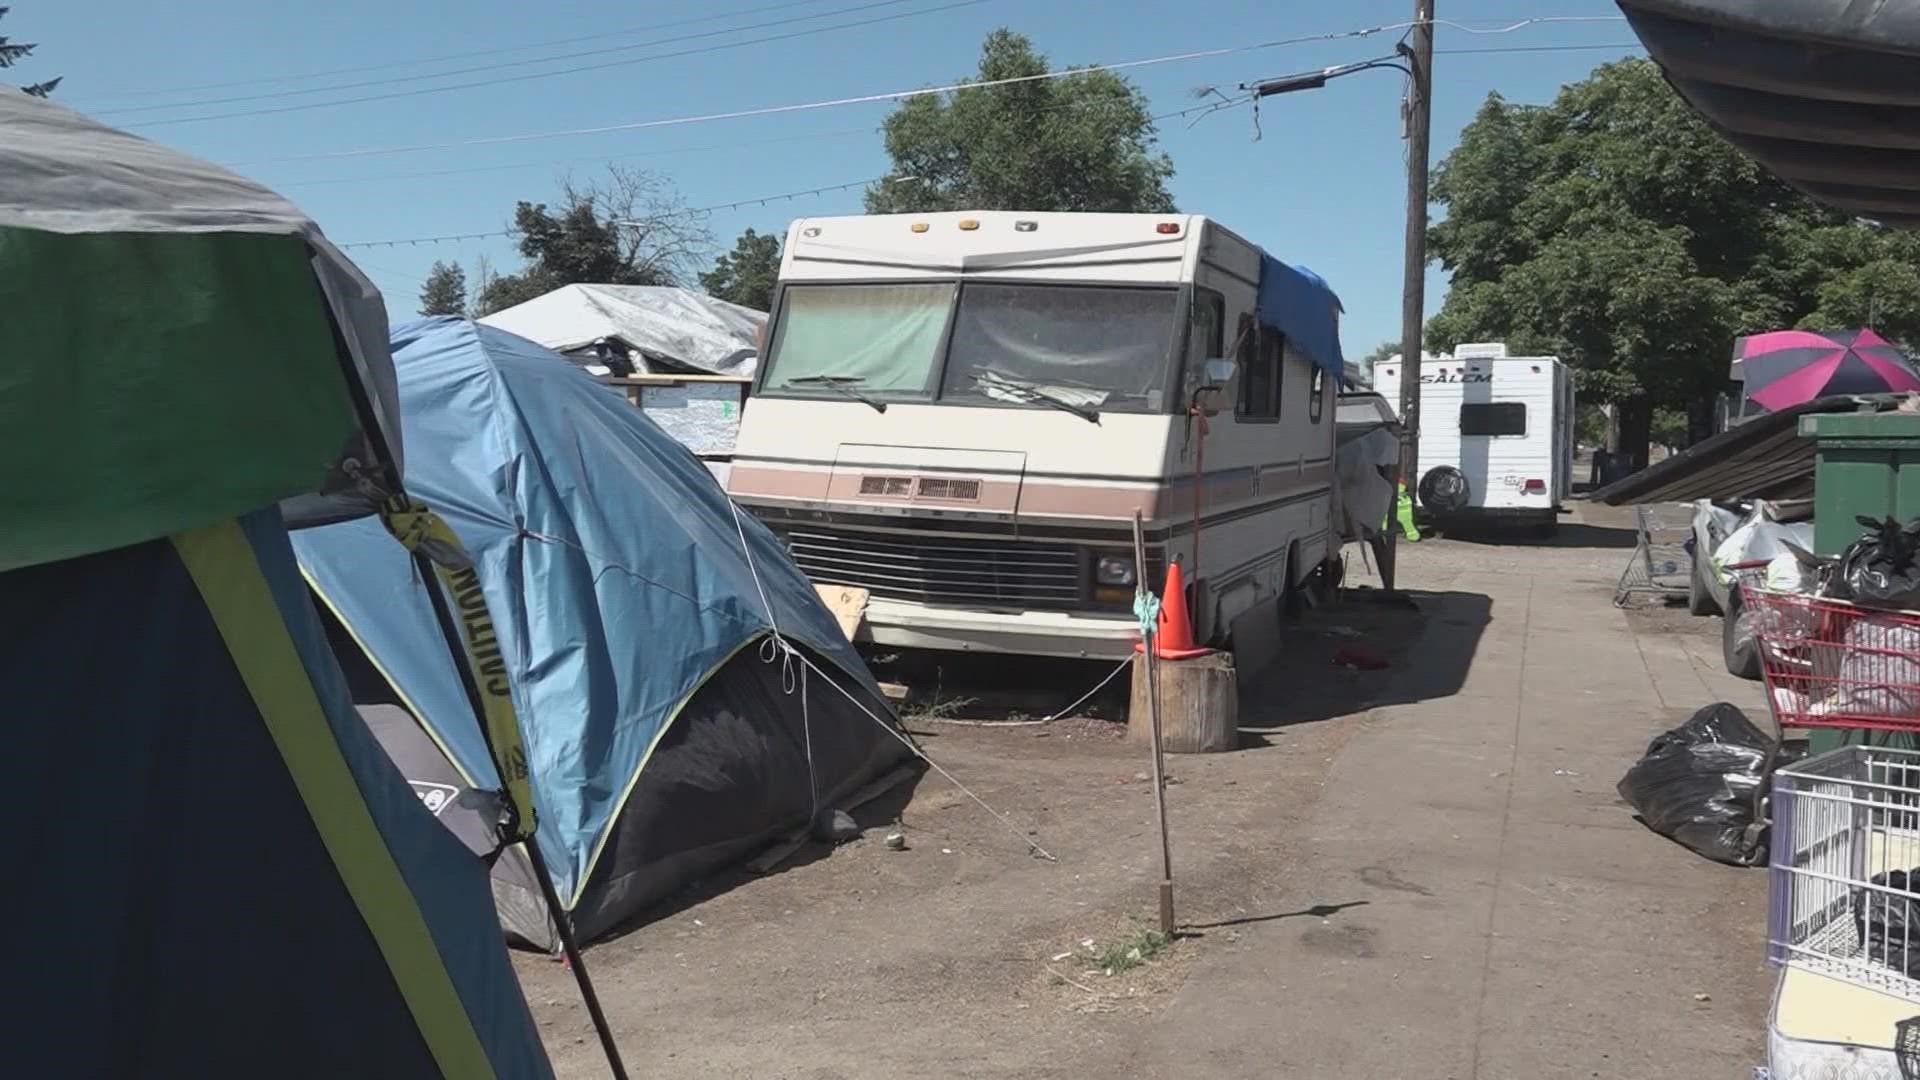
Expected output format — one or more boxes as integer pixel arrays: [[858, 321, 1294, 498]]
[[1094, 555, 1136, 586]]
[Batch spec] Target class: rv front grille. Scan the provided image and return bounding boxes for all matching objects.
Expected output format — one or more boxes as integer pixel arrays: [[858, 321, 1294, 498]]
[[776, 526, 1086, 610]]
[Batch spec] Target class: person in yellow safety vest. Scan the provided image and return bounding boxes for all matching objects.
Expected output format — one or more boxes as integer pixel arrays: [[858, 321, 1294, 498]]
[[1386, 480, 1420, 542]]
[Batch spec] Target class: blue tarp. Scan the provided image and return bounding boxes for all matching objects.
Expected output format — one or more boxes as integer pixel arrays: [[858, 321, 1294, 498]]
[[292, 318, 882, 909], [1256, 252, 1346, 385]]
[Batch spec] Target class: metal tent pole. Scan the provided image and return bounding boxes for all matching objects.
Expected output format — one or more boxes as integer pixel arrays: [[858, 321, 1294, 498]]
[[414, 553, 630, 1080], [1132, 511, 1177, 936]]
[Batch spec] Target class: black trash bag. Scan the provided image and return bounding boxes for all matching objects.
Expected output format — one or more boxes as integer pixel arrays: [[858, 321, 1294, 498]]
[[1855, 869, 1920, 979], [1835, 516, 1920, 610], [1617, 703, 1776, 866]]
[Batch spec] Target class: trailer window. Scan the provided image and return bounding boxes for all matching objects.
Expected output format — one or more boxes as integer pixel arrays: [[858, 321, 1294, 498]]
[[1460, 402, 1527, 436], [1309, 368, 1325, 423], [763, 283, 956, 395], [941, 283, 1179, 412]]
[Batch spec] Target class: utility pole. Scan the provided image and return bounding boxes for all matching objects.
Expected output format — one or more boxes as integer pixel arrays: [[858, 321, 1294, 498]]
[[1384, 0, 1435, 594]]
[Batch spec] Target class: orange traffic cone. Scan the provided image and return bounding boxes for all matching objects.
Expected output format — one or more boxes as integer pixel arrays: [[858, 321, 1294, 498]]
[[1134, 560, 1212, 660]]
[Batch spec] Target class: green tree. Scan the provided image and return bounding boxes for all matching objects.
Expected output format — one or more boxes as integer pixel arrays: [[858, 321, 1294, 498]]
[[474, 166, 709, 316], [866, 29, 1175, 214], [1426, 59, 1920, 464], [418, 260, 468, 317], [1361, 340, 1399, 367], [699, 227, 781, 311], [0, 6, 60, 97]]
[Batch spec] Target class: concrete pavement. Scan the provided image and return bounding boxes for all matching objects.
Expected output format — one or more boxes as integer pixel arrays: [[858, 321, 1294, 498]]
[[1127, 520, 1775, 1078]]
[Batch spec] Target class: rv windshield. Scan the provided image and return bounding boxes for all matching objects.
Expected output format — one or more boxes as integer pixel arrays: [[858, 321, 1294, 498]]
[[941, 284, 1178, 413], [761, 281, 1181, 412], [763, 282, 956, 395]]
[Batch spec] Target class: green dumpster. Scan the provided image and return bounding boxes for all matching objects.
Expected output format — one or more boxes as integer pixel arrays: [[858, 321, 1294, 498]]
[[1798, 411, 1920, 752]]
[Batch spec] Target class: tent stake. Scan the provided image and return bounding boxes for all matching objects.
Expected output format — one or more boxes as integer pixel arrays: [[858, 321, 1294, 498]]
[[414, 553, 631, 1080]]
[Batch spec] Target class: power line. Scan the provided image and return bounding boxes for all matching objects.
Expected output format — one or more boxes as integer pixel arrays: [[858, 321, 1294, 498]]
[[1437, 42, 1642, 55], [221, 24, 1437, 165], [266, 79, 1181, 188], [225, 17, 1631, 166], [104, 0, 965, 119], [267, 127, 875, 189], [328, 97, 1228, 251], [335, 177, 893, 249], [81, 0, 862, 101], [125, 0, 996, 129]]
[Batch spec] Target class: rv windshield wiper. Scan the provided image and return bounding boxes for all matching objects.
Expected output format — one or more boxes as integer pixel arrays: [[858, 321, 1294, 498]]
[[788, 374, 886, 413], [971, 372, 1100, 424]]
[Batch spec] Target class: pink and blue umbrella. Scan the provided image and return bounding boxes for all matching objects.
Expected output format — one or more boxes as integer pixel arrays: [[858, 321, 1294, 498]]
[[1735, 328, 1920, 412]]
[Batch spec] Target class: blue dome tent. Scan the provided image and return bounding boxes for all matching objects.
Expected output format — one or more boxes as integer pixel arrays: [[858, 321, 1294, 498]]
[[293, 318, 909, 947]]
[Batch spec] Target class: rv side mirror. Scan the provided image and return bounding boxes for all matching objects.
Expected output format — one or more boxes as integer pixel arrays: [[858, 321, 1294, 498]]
[[1192, 357, 1236, 416]]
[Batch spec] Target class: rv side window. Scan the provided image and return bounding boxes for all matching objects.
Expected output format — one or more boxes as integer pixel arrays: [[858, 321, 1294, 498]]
[[1238, 326, 1282, 420], [1309, 368, 1325, 423], [1460, 402, 1526, 436], [1188, 289, 1224, 372]]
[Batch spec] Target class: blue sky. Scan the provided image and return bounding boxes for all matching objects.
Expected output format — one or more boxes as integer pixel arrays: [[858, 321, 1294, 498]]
[[30, 0, 1641, 355]]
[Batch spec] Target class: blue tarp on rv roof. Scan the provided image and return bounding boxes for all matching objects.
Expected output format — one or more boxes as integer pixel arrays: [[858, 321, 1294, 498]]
[[291, 318, 884, 908], [1256, 252, 1346, 384]]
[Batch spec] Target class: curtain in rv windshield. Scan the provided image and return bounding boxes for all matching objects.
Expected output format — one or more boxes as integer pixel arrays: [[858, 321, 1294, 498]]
[[941, 284, 1177, 410], [764, 283, 955, 392]]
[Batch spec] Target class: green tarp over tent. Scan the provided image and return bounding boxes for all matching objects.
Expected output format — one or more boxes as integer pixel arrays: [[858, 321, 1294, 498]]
[[1, 88, 554, 1078]]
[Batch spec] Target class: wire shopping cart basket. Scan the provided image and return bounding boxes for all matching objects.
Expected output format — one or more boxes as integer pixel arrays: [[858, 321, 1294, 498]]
[[1612, 503, 1695, 608], [1768, 746, 1920, 999], [1748, 585, 1920, 1001]]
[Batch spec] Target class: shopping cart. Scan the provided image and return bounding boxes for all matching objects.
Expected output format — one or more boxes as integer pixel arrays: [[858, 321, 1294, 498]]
[[1744, 590, 1920, 733], [1748, 586, 1920, 1002], [1612, 503, 1696, 608]]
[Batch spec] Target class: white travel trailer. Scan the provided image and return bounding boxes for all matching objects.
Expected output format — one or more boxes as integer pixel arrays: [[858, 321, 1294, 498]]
[[725, 211, 1346, 660], [1371, 344, 1574, 533]]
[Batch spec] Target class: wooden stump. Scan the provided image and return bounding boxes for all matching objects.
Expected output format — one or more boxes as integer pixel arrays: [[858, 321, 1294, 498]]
[[1129, 652, 1239, 753]]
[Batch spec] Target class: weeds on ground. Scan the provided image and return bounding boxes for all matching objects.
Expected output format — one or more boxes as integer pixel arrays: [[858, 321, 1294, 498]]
[[1092, 926, 1171, 976], [905, 692, 978, 723]]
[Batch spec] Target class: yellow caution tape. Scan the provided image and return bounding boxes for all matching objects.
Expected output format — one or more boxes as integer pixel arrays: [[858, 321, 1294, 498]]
[[381, 497, 536, 843]]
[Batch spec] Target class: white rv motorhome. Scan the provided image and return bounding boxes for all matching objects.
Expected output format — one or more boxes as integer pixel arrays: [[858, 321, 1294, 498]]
[[725, 211, 1345, 660], [1371, 344, 1574, 533]]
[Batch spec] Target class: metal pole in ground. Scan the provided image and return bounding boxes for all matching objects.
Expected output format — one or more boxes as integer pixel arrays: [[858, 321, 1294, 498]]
[[521, 838, 630, 1080], [413, 554, 630, 1080], [1132, 511, 1176, 935], [1385, 0, 1436, 593]]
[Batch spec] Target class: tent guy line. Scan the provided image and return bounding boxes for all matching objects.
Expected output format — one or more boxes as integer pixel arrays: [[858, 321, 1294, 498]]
[[220, 16, 1625, 165], [722, 492, 1062, 864]]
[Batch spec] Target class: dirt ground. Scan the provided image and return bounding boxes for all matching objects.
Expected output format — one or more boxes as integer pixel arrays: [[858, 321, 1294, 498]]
[[518, 503, 1774, 1079]]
